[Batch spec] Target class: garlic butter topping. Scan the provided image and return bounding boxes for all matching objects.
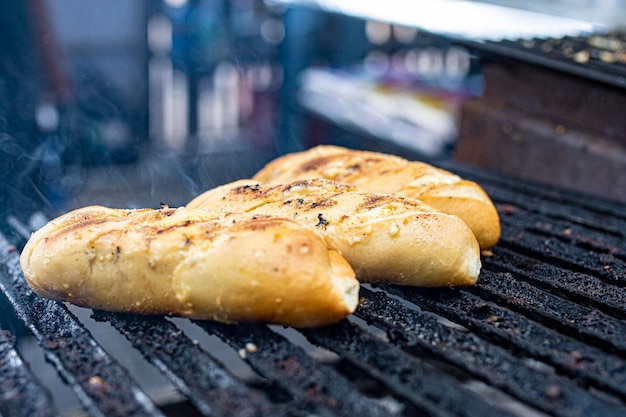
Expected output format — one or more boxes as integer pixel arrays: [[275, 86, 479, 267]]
[[407, 172, 460, 188]]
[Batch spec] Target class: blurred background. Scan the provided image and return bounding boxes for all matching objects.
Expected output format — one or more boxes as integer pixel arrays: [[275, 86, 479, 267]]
[[2, 0, 626, 245]]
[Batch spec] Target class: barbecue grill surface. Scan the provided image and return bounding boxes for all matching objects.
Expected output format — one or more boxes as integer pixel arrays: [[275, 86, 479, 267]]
[[1, 157, 626, 417]]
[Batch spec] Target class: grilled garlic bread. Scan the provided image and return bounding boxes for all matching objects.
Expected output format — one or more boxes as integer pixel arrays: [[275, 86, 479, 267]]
[[188, 179, 481, 287], [20, 206, 359, 328], [253, 145, 500, 250]]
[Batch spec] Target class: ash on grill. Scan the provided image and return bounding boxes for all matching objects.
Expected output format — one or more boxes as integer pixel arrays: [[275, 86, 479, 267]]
[[1, 163, 626, 417]]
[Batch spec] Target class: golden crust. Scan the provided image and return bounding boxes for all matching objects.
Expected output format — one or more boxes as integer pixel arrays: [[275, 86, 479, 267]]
[[20, 206, 359, 328], [188, 179, 481, 287], [253, 145, 500, 250]]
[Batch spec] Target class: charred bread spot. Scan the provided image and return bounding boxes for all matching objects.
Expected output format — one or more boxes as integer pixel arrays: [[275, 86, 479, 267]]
[[232, 215, 282, 232], [234, 183, 263, 196], [242, 183, 261, 191], [299, 156, 336, 173], [49, 218, 108, 242], [158, 206, 178, 217], [315, 213, 329, 227], [359, 194, 394, 210], [309, 198, 337, 209], [155, 220, 194, 234]]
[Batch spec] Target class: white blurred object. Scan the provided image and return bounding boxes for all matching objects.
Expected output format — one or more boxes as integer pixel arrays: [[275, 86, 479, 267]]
[[272, 0, 609, 41], [197, 62, 240, 143], [298, 68, 467, 157], [35, 101, 60, 133]]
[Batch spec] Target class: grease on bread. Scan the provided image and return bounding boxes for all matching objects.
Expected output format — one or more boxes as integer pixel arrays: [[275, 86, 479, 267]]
[[253, 145, 500, 250], [20, 206, 358, 328], [188, 179, 481, 287]]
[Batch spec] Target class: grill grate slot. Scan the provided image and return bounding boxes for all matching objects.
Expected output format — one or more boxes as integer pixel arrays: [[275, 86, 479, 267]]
[[495, 206, 626, 261], [0, 329, 57, 417], [195, 320, 391, 417], [301, 319, 519, 417], [356, 287, 626, 417], [483, 247, 626, 320], [493, 199, 626, 239], [0, 236, 165, 417], [381, 284, 626, 403], [472, 271, 626, 355], [497, 220, 625, 284], [92, 311, 282, 417]]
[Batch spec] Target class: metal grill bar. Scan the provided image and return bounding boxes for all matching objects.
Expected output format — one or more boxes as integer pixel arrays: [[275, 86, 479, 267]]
[[196, 320, 389, 417], [472, 271, 626, 354], [493, 199, 626, 239], [382, 284, 626, 402], [301, 320, 518, 417], [356, 287, 626, 417], [497, 221, 625, 284], [483, 248, 626, 319], [93, 311, 281, 417], [481, 182, 626, 288], [0, 236, 165, 417], [509, 210, 624, 258], [0, 329, 57, 417]]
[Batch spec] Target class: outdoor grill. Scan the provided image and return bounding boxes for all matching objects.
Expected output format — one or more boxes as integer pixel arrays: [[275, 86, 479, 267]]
[[1, 155, 625, 417]]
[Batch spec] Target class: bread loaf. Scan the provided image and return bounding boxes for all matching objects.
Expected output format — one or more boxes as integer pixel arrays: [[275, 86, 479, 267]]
[[188, 179, 481, 287], [20, 206, 359, 328], [253, 145, 500, 250]]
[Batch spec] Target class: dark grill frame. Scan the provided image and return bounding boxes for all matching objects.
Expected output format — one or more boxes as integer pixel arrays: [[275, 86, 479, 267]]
[[1, 162, 626, 417]]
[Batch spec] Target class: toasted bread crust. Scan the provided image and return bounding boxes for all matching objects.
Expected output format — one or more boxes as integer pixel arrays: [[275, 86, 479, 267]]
[[253, 145, 500, 250], [189, 179, 481, 287], [20, 206, 358, 327]]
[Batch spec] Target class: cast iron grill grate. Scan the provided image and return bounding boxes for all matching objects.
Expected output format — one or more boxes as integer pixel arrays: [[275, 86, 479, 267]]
[[1, 164, 626, 417], [461, 30, 626, 89]]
